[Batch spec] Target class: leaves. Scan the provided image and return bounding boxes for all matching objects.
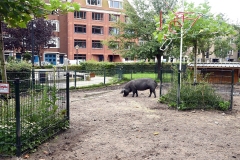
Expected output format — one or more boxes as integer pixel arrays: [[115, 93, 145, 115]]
[[104, 0, 177, 60], [0, 0, 80, 28]]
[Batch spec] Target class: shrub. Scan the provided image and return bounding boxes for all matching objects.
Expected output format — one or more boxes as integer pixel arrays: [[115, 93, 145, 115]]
[[159, 69, 230, 111], [4, 60, 31, 81]]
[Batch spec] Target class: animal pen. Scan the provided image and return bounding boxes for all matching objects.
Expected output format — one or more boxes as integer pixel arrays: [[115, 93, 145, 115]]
[[159, 64, 235, 110], [0, 71, 70, 158]]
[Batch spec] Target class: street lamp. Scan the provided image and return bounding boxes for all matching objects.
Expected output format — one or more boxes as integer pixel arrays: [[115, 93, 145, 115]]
[[31, 20, 35, 85], [75, 45, 79, 65]]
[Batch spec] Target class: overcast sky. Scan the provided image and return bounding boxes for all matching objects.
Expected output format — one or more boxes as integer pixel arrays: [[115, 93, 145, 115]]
[[187, 0, 239, 23], [128, 0, 240, 24]]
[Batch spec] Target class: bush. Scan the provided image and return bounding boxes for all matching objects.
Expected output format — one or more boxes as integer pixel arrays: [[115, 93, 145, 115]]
[[5, 60, 31, 80], [159, 69, 230, 111]]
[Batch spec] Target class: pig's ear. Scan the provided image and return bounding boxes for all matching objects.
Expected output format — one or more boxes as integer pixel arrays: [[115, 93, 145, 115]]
[[120, 89, 125, 93]]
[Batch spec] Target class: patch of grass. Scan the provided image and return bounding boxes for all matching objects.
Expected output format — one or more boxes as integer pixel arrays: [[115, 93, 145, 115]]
[[123, 72, 157, 80]]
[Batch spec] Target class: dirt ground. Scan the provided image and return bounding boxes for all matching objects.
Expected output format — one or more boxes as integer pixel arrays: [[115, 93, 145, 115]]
[[9, 84, 240, 160]]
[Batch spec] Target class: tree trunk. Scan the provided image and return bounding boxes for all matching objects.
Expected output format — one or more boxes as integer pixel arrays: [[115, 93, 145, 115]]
[[36, 49, 42, 68], [201, 52, 205, 62], [0, 21, 7, 83]]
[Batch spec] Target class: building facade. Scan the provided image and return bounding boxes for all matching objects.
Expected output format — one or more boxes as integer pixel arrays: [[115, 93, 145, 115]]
[[41, 0, 125, 65]]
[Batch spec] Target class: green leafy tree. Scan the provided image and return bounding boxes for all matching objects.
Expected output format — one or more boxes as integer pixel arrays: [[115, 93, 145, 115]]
[[103, 0, 177, 77], [154, 1, 236, 83], [0, 0, 80, 82], [233, 25, 240, 57], [214, 37, 233, 59]]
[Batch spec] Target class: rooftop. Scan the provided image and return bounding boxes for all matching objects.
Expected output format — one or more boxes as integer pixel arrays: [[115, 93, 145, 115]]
[[188, 62, 240, 68]]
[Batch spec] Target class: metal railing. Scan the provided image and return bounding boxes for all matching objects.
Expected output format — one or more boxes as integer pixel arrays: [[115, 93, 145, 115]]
[[0, 72, 70, 157]]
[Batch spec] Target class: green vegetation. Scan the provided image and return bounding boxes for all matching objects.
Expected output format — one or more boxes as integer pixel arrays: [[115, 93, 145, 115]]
[[123, 72, 157, 80], [0, 71, 68, 155], [159, 70, 231, 111], [0, 0, 80, 83]]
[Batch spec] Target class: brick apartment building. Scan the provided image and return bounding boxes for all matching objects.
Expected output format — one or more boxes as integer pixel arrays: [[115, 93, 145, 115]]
[[40, 0, 126, 65]]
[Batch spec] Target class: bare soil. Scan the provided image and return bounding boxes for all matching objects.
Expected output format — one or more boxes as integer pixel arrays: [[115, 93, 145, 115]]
[[9, 84, 240, 160]]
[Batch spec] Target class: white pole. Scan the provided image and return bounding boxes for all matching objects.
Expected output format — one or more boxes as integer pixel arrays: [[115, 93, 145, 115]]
[[177, 0, 184, 109], [179, 0, 184, 72]]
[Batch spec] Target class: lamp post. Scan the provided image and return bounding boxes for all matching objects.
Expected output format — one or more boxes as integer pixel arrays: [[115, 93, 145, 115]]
[[75, 45, 79, 65], [31, 20, 35, 85]]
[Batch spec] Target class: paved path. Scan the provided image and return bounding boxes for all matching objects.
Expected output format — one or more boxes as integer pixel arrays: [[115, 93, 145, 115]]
[[54, 76, 113, 89]]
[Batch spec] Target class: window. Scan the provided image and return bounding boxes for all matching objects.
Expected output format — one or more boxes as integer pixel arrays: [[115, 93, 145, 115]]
[[109, 0, 122, 9], [109, 27, 119, 35], [87, 0, 101, 6], [74, 39, 86, 48], [45, 53, 57, 65], [124, 42, 134, 50], [109, 14, 119, 22], [92, 12, 103, 20], [74, 24, 86, 33], [46, 37, 60, 48], [124, 57, 134, 62], [92, 40, 103, 49], [98, 55, 104, 61], [228, 50, 233, 55], [125, 16, 131, 23], [74, 11, 86, 19], [230, 38, 234, 44], [92, 26, 104, 34], [74, 54, 86, 62], [51, 20, 59, 32], [138, 39, 146, 46]]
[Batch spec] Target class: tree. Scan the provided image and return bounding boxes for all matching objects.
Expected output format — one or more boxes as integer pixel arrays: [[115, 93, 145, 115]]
[[213, 37, 233, 59], [103, 0, 177, 77], [233, 25, 240, 57], [27, 18, 55, 67], [3, 18, 55, 67], [0, 0, 80, 82], [154, 1, 236, 83]]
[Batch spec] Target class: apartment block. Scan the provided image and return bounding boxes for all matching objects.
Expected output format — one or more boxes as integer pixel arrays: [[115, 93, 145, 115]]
[[41, 0, 126, 65]]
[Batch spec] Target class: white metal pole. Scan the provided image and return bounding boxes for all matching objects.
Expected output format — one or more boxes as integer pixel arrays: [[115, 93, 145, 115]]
[[177, 0, 184, 109], [179, 0, 184, 72]]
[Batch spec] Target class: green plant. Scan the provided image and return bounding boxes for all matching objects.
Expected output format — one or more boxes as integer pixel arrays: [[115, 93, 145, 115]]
[[159, 68, 230, 111], [218, 101, 230, 111], [0, 69, 69, 155]]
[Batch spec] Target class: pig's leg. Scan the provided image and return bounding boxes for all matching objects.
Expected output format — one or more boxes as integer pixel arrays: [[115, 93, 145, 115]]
[[136, 90, 138, 97]]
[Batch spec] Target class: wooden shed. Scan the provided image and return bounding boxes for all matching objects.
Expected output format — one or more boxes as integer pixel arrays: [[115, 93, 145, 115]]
[[188, 62, 240, 84]]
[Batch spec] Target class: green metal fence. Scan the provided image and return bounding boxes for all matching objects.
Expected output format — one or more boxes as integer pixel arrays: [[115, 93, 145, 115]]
[[0, 71, 70, 157], [159, 68, 234, 110]]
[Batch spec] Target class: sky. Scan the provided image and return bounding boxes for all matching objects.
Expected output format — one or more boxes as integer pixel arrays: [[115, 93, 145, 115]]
[[187, 0, 240, 24], [128, 0, 240, 24]]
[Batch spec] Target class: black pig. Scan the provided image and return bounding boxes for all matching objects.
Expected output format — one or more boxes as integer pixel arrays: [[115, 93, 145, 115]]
[[121, 78, 157, 98]]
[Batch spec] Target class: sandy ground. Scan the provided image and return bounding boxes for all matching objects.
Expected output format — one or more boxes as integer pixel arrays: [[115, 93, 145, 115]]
[[7, 84, 240, 160]]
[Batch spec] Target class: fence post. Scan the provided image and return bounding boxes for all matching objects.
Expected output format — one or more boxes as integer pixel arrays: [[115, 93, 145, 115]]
[[15, 78, 21, 157], [230, 70, 234, 110], [74, 71, 76, 89], [131, 70, 133, 80], [104, 69, 106, 84], [66, 72, 70, 121], [159, 68, 162, 97], [31, 68, 35, 88]]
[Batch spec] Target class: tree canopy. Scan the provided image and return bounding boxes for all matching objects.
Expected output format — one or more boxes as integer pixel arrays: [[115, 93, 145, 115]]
[[0, 0, 80, 28], [153, 1, 236, 82], [0, 0, 80, 82], [104, 0, 177, 77]]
